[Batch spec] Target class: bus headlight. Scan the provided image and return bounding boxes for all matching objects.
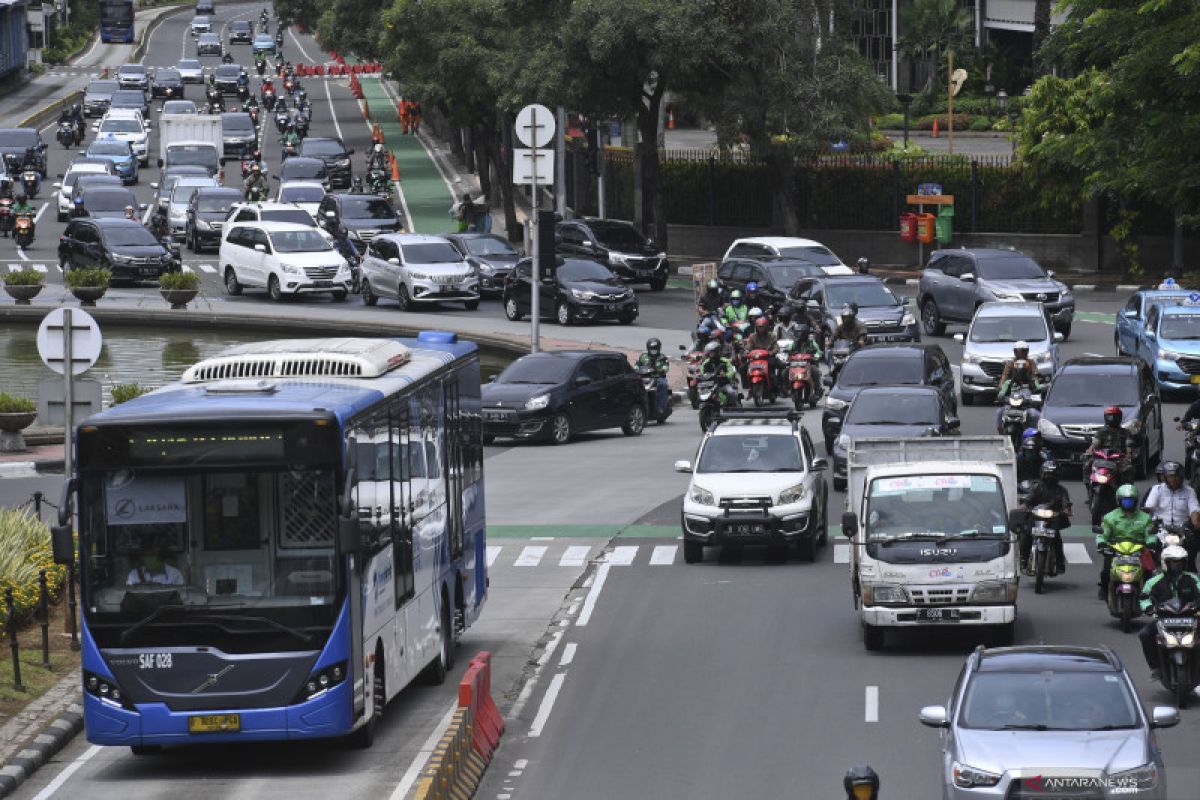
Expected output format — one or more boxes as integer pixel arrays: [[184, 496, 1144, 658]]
[[84, 670, 134, 709], [295, 661, 348, 702]]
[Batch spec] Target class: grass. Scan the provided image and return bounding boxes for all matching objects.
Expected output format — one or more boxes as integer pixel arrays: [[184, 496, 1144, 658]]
[[2, 269, 44, 286], [0, 393, 35, 414]]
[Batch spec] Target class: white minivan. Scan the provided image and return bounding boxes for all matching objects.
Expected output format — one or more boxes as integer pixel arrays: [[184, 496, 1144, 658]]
[[359, 233, 480, 310], [94, 109, 151, 166], [219, 221, 352, 302], [53, 161, 115, 221], [954, 301, 1062, 405]]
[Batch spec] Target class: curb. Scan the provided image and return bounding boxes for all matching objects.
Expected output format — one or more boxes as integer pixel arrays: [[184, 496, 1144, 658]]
[[0, 703, 82, 799]]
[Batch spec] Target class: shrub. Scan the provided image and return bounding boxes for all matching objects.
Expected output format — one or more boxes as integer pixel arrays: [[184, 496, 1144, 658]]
[[968, 116, 995, 132], [160, 271, 199, 290], [65, 267, 110, 289], [2, 269, 43, 286], [111, 383, 150, 405], [874, 113, 905, 129], [0, 393, 35, 414], [0, 509, 68, 630]]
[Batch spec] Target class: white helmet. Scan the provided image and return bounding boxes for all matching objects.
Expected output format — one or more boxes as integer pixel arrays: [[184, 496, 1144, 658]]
[[703, 341, 722, 356], [1014, 340, 1029, 352], [1162, 544, 1188, 564], [748, 306, 763, 319], [373, 143, 384, 154]]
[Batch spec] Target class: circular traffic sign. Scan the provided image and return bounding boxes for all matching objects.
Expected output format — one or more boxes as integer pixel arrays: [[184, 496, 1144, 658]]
[[36, 307, 103, 376], [514, 104, 555, 149]]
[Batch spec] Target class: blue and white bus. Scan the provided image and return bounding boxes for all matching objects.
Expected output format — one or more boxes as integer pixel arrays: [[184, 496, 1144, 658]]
[[53, 334, 487, 751], [98, 0, 136, 43]]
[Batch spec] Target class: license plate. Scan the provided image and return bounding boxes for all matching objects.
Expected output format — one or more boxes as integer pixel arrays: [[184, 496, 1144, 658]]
[[188, 713, 240, 733], [915, 608, 960, 623], [1191, 375, 1200, 385], [729, 522, 766, 535], [483, 410, 509, 421], [1161, 617, 1195, 629], [313, 280, 332, 288]]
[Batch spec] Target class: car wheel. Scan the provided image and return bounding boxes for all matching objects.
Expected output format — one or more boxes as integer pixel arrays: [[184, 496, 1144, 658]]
[[331, 290, 347, 302], [862, 623, 884, 651], [682, 539, 703, 564], [549, 413, 571, 445], [556, 301, 573, 326], [268, 274, 283, 302], [1058, 323, 1071, 341], [961, 391, 975, 407], [464, 299, 479, 311], [396, 283, 411, 311], [921, 298, 946, 336], [621, 403, 646, 436], [224, 266, 242, 296], [618, 312, 636, 325], [361, 279, 377, 306], [504, 296, 523, 321]]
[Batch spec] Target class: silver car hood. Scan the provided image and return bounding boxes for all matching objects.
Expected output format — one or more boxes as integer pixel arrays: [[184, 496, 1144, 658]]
[[964, 340, 1052, 359], [982, 278, 1067, 295], [956, 728, 1148, 776]]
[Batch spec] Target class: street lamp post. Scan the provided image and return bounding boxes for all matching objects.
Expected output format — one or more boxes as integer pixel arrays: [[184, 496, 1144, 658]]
[[896, 93, 913, 149]]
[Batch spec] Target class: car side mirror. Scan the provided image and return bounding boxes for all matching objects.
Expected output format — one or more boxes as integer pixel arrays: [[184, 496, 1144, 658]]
[[811, 457, 828, 471], [387, 257, 400, 265], [1053, 332, 1064, 343], [51, 524, 74, 565], [841, 512, 857, 538], [253, 243, 266, 252], [960, 273, 975, 282], [673, 460, 692, 473], [953, 333, 964, 343], [575, 375, 592, 386], [918, 705, 949, 728], [1151, 706, 1180, 729]]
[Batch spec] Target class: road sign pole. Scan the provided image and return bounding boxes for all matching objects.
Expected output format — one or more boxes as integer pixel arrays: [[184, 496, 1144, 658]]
[[530, 107, 540, 353], [62, 308, 73, 479], [597, 126, 606, 219], [555, 105, 566, 218], [513, 103, 556, 354]]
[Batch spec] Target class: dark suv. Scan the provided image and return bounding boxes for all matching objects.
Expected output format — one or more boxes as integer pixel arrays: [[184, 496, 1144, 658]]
[[502, 256, 637, 326], [789, 275, 920, 343], [717, 256, 824, 305], [1038, 357, 1164, 478], [315, 193, 403, 241], [212, 64, 244, 94], [59, 218, 176, 283], [555, 218, 669, 291], [185, 186, 242, 252], [821, 343, 956, 454], [228, 19, 253, 43], [298, 137, 354, 189], [480, 351, 648, 444], [220, 111, 258, 158]]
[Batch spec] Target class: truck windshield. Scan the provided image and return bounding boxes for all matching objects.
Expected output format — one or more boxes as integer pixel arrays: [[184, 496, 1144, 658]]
[[697, 435, 803, 473], [865, 474, 1006, 540]]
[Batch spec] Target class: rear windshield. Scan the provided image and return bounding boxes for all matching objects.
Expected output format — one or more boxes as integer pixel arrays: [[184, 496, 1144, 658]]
[[279, 185, 324, 203], [341, 197, 394, 219], [89, 141, 130, 156], [110, 92, 144, 103], [178, 60, 201, 69], [85, 190, 133, 211], [171, 183, 210, 202], [1046, 371, 1138, 407], [222, 115, 255, 132], [837, 354, 923, 387], [100, 119, 142, 133], [281, 161, 325, 179], [776, 245, 841, 267], [1, 130, 38, 147]]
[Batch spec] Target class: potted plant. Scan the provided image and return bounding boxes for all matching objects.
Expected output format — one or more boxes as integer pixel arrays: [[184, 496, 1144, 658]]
[[0, 392, 36, 453], [159, 270, 200, 309], [65, 267, 110, 307], [110, 383, 150, 405], [2, 268, 44, 305]]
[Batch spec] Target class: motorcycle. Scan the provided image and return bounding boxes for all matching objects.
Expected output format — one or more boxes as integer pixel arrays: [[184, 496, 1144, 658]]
[[275, 31, 284, 48], [829, 338, 853, 380], [636, 364, 671, 424], [1088, 448, 1125, 526], [206, 86, 223, 107], [280, 138, 298, 160], [1178, 417, 1200, 490], [256, 59, 266, 77], [999, 387, 1041, 452], [0, 197, 13, 237], [784, 349, 818, 411], [679, 345, 703, 409], [275, 107, 291, 134], [247, 104, 260, 127], [1100, 537, 1147, 632], [237, 84, 250, 102], [245, 184, 268, 202], [293, 111, 310, 138], [367, 168, 390, 197], [1028, 504, 1061, 594], [697, 370, 739, 433], [57, 121, 77, 148], [222, 52, 233, 64], [1151, 597, 1199, 709], [283, 76, 296, 95], [19, 169, 39, 199], [13, 213, 34, 248], [746, 348, 776, 406], [262, 86, 277, 111]]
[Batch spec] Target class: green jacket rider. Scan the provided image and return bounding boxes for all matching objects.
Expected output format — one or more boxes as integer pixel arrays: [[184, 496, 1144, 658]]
[[1097, 484, 1156, 599]]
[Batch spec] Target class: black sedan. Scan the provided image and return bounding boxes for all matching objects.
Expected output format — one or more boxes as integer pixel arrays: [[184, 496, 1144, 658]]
[[503, 257, 637, 326], [481, 351, 648, 445], [151, 69, 185, 99], [790, 275, 920, 344], [444, 232, 522, 295], [298, 137, 354, 189], [830, 385, 960, 489]]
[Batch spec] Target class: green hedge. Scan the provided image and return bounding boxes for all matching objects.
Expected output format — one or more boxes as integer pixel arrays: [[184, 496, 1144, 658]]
[[0, 509, 68, 631]]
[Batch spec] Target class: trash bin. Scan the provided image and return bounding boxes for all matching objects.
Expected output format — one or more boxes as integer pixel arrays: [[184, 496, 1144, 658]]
[[935, 204, 954, 245], [899, 212, 917, 242], [916, 213, 936, 244]]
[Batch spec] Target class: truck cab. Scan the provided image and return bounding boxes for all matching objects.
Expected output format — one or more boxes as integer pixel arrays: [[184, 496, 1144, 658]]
[[841, 437, 1020, 651]]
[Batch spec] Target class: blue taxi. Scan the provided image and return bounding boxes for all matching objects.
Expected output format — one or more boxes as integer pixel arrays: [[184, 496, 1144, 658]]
[[251, 33, 277, 55], [82, 137, 138, 185], [1114, 280, 1192, 356], [1133, 292, 1200, 394]]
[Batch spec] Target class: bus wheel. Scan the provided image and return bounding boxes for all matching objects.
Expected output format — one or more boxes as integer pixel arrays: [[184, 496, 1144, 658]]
[[424, 593, 456, 685], [130, 745, 162, 756], [350, 651, 383, 749]]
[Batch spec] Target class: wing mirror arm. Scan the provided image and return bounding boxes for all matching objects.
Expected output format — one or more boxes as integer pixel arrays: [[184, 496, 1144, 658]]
[[336, 468, 362, 555], [50, 478, 76, 565]]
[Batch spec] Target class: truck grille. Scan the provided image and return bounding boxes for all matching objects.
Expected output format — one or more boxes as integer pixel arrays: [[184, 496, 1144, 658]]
[[624, 257, 660, 272], [909, 585, 972, 605], [304, 265, 338, 280], [1021, 291, 1059, 303], [979, 361, 1005, 378], [719, 495, 773, 511], [1061, 423, 1099, 438], [1178, 356, 1200, 375]]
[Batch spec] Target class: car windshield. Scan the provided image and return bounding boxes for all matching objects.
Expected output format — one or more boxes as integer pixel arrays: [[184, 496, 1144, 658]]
[[402, 243, 461, 263], [463, 235, 517, 257], [557, 261, 615, 282], [192, 17, 208, 25], [497, 357, 576, 385], [163, 102, 196, 113], [119, 65, 144, 76], [1160, 314, 1200, 340], [156, 70, 180, 81], [197, 194, 236, 212], [1046, 372, 1139, 407], [100, 119, 141, 133], [178, 59, 200, 69], [341, 197, 394, 219], [976, 257, 1046, 280], [85, 191, 133, 211], [270, 229, 331, 253], [261, 209, 315, 225], [199, 34, 218, 42], [87, 80, 119, 95], [959, 671, 1140, 731], [825, 282, 898, 308], [777, 245, 841, 267], [837, 355, 923, 387], [90, 141, 129, 156], [866, 474, 1007, 540], [589, 222, 646, 251], [280, 186, 324, 202], [281, 161, 324, 180], [223, 116, 254, 133], [969, 316, 1049, 343], [696, 434, 803, 473], [64, 169, 105, 188], [764, 262, 821, 287], [105, 226, 159, 247], [302, 139, 345, 156], [230, 21, 249, 30], [171, 183, 208, 202], [848, 393, 940, 425]]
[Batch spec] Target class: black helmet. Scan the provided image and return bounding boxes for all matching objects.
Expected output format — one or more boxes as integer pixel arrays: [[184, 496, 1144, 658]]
[[777, 305, 792, 323], [843, 765, 879, 800], [15, 194, 26, 204], [646, 338, 661, 356], [1040, 460, 1058, 481]]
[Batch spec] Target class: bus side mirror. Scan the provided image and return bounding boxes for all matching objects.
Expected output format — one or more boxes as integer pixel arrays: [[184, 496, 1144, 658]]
[[337, 469, 362, 555], [51, 524, 74, 565], [842, 512, 857, 538]]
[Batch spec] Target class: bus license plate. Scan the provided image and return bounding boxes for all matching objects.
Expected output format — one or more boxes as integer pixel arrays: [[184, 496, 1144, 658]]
[[188, 713, 240, 733], [915, 608, 960, 623]]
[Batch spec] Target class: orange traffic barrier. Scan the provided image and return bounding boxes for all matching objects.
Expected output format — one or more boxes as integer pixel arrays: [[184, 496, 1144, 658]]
[[667, 109, 675, 129], [391, 153, 400, 182], [459, 652, 504, 759], [362, 100, 370, 119], [932, 118, 940, 138]]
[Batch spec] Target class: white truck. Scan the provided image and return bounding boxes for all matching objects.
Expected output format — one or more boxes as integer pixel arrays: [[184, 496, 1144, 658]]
[[157, 113, 223, 172], [841, 436, 1020, 651]]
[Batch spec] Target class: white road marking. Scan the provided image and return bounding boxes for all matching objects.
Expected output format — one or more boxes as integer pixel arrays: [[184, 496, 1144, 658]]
[[650, 545, 677, 565], [509, 628, 563, 720], [288, 26, 317, 65], [1084, 352, 1102, 357], [527, 672, 566, 738], [834, 544, 850, 564], [30, 263, 47, 273], [197, 262, 216, 273], [604, 545, 638, 565], [514, 546, 546, 567], [30, 744, 101, 800], [181, 264, 194, 273], [1064, 543, 1092, 564], [559, 545, 590, 567], [485, 545, 501, 567], [865, 686, 879, 722], [323, 76, 344, 142], [576, 563, 610, 627], [530, 535, 555, 540], [34, 202, 48, 224], [16, 247, 29, 262], [559, 642, 577, 667], [387, 704, 457, 800]]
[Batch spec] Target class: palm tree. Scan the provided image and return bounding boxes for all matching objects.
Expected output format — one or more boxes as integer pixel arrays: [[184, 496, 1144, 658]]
[[898, 0, 974, 93]]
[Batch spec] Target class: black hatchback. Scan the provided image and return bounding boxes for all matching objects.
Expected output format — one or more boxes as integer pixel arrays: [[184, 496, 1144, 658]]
[[481, 351, 648, 445], [502, 257, 638, 326], [59, 218, 176, 283], [150, 68, 184, 99], [555, 217, 669, 290]]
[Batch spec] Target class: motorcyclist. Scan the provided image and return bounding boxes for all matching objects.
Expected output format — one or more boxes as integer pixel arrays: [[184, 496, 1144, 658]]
[[744, 280, 762, 311], [11, 193, 35, 241], [1020, 460, 1070, 575], [1097, 484, 1157, 600], [57, 107, 79, 143], [995, 341, 1043, 434], [280, 125, 301, 160], [222, 52, 233, 64], [786, 321, 824, 398], [719, 289, 749, 326], [1138, 545, 1200, 681], [123, 204, 136, 220], [745, 316, 778, 354], [148, 204, 169, 239], [827, 303, 868, 361], [3, 153, 21, 180], [1178, 394, 1200, 429], [692, 324, 713, 350], [635, 338, 671, 421], [1016, 428, 1051, 484], [697, 278, 723, 316], [1143, 460, 1200, 572], [699, 340, 738, 408], [1083, 405, 1135, 487], [243, 163, 269, 201], [22, 146, 39, 173]]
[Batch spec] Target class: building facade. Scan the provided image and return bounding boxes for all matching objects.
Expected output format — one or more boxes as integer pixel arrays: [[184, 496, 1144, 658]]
[[0, 0, 29, 80]]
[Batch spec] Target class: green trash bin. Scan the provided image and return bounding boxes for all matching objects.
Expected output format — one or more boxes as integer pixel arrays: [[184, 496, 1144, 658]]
[[935, 204, 954, 245]]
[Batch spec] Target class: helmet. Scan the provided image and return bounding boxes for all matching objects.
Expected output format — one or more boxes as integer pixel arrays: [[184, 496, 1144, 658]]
[[123, 204, 134, 215], [843, 765, 880, 800], [1013, 340, 1029, 355], [706, 278, 719, 291], [1021, 427, 1039, 443], [745, 281, 759, 293], [1104, 405, 1123, 427], [646, 337, 661, 356], [1116, 483, 1139, 510], [747, 306, 763, 320], [703, 341, 722, 357], [754, 316, 769, 330], [1040, 460, 1058, 481], [777, 306, 792, 323], [251, 162, 262, 172], [1161, 460, 1183, 478], [729, 289, 743, 306], [1162, 544, 1188, 577], [373, 142, 384, 154]]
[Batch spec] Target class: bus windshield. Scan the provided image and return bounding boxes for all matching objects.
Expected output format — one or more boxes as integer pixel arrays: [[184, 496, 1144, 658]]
[[99, 0, 133, 24]]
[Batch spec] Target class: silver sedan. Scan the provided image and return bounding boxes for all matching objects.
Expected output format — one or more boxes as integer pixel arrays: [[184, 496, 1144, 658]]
[[176, 59, 204, 84]]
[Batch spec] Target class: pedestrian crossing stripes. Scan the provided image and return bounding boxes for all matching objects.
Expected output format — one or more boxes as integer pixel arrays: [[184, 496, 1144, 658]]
[[833, 543, 1094, 565], [485, 543, 688, 568]]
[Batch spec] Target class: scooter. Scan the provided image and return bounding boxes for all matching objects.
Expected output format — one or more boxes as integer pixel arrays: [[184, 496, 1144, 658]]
[[368, 168, 390, 197], [275, 106, 291, 134], [13, 213, 34, 248], [1088, 449, 1125, 526], [0, 197, 13, 237], [237, 84, 250, 102], [1028, 504, 1061, 594], [255, 59, 266, 77], [786, 350, 818, 411], [1000, 387, 1040, 452], [57, 121, 77, 148], [262, 85, 277, 111], [21, 169, 39, 199], [275, 31, 284, 48], [697, 370, 739, 433], [745, 348, 776, 406], [283, 76, 296, 95], [293, 110, 310, 138], [679, 345, 703, 410], [1151, 597, 1199, 709], [246, 104, 260, 127], [1100, 537, 1147, 632], [829, 338, 853, 380], [636, 364, 671, 425]]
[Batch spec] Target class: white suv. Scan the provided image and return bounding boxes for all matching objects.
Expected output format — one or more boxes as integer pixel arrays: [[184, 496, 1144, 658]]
[[359, 233, 480, 311], [673, 411, 830, 563], [220, 221, 352, 302], [722, 236, 854, 275], [953, 301, 1061, 405], [53, 161, 115, 221], [94, 109, 151, 166]]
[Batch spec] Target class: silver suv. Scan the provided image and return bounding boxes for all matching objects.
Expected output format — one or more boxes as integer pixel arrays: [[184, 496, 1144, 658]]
[[919, 645, 1176, 800], [953, 302, 1061, 405], [359, 233, 480, 311], [918, 248, 1075, 340]]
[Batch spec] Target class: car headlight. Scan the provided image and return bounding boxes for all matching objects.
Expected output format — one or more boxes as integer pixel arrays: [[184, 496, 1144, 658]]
[[951, 762, 1001, 789], [1124, 418, 1142, 434], [195, 219, 211, 230], [960, 351, 979, 365], [279, 263, 301, 274], [1037, 417, 1061, 437], [971, 581, 1009, 602], [608, 253, 627, 265], [1034, 350, 1052, 363], [110, 253, 134, 264], [864, 583, 907, 605], [836, 433, 850, 452], [778, 483, 806, 505], [1111, 763, 1158, 790], [476, 262, 494, 275], [1158, 348, 1181, 362], [571, 288, 596, 300], [824, 395, 848, 410], [689, 484, 716, 506], [990, 289, 1023, 301], [900, 311, 916, 326], [524, 394, 550, 411]]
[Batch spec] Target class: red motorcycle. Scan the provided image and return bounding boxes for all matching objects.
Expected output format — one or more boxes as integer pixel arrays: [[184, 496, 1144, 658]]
[[788, 352, 818, 410], [679, 345, 703, 409], [1087, 448, 1125, 526], [746, 348, 776, 406], [13, 213, 34, 248], [0, 197, 13, 238]]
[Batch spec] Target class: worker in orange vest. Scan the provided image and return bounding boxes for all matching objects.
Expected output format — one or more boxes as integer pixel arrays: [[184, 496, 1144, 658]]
[[398, 99, 411, 135], [409, 100, 421, 135]]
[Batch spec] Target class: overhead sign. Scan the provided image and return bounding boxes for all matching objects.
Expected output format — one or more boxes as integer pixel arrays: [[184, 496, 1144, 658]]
[[514, 104, 555, 149], [36, 307, 102, 376], [513, 148, 555, 185]]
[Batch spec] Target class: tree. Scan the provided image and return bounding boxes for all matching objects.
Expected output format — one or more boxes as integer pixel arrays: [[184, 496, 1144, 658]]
[[898, 0, 974, 94], [1031, 0, 1052, 73]]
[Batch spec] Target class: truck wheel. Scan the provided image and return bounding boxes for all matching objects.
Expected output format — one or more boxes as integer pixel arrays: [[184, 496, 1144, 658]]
[[682, 540, 702, 564], [991, 622, 1015, 647], [863, 623, 884, 651]]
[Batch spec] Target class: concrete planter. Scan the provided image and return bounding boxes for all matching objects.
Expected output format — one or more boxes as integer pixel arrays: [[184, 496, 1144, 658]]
[[3, 284, 42, 305], [0, 412, 36, 453], [160, 288, 198, 309], [69, 286, 107, 307]]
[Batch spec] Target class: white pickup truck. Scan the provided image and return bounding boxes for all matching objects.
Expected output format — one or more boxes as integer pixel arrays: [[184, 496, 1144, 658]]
[[841, 436, 1020, 651]]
